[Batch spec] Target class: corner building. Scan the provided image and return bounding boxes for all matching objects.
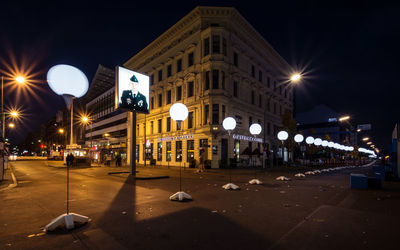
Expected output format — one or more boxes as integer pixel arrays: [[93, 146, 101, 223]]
[[124, 6, 294, 168]]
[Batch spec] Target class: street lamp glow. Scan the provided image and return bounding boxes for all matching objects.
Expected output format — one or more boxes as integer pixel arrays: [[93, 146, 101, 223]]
[[222, 117, 236, 131], [362, 137, 369, 141], [338, 116, 350, 122], [15, 76, 26, 84], [10, 110, 19, 118], [305, 136, 314, 144], [58, 128, 64, 134], [321, 140, 328, 147], [290, 73, 301, 82], [249, 123, 262, 136], [294, 134, 304, 143], [328, 141, 334, 148], [367, 141, 372, 145], [277, 130, 289, 141], [169, 103, 188, 122], [8, 123, 15, 128]]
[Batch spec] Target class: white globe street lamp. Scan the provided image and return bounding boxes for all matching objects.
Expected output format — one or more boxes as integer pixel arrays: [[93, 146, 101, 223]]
[[249, 123, 262, 185], [169, 103, 192, 201], [249, 123, 262, 136], [321, 140, 328, 147], [277, 130, 289, 141], [328, 141, 334, 148], [222, 117, 240, 190], [314, 138, 322, 146], [222, 117, 237, 135], [294, 134, 304, 143], [45, 64, 89, 232], [305, 136, 314, 145]]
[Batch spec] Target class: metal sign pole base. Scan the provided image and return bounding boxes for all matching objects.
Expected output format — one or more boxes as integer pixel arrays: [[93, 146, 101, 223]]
[[45, 213, 89, 232]]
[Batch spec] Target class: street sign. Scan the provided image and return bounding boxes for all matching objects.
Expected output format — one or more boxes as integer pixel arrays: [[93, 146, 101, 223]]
[[357, 124, 371, 131]]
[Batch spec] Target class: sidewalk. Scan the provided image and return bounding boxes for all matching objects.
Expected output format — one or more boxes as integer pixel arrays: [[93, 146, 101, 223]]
[[0, 164, 17, 191]]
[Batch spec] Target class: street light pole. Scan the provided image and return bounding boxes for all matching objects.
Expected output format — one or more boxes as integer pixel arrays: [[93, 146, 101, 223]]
[[1, 76, 4, 139]]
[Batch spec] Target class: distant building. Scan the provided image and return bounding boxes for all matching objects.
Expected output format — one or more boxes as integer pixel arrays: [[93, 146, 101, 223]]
[[297, 105, 355, 145]]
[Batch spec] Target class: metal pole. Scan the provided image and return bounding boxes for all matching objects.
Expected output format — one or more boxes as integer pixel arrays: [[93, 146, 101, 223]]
[[67, 159, 69, 214], [130, 111, 136, 175], [144, 114, 146, 168], [70, 98, 74, 146], [1, 76, 4, 139]]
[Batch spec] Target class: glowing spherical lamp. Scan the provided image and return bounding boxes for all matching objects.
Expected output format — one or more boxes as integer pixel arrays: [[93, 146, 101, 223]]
[[305, 136, 314, 145], [223, 117, 236, 131], [321, 140, 328, 147], [249, 123, 262, 136], [169, 103, 188, 122], [328, 141, 334, 148], [47, 64, 89, 98], [277, 130, 289, 141], [314, 138, 322, 146], [294, 134, 304, 143]]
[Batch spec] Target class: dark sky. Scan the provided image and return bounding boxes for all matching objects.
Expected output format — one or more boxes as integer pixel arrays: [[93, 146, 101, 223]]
[[1, 0, 399, 152]]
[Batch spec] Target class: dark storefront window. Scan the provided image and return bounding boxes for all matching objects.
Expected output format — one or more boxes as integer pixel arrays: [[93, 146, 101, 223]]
[[166, 142, 171, 162], [176, 141, 182, 162], [157, 142, 162, 161], [187, 140, 194, 162]]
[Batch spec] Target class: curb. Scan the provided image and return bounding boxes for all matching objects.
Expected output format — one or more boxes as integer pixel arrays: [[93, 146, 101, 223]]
[[0, 164, 18, 191]]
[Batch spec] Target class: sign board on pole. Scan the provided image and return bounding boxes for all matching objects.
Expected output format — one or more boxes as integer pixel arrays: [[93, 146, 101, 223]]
[[115, 66, 149, 114], [357, 124, 372, 131]]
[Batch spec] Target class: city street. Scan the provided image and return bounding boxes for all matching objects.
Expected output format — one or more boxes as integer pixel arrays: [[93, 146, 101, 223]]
[[1, 160, 399, 249]]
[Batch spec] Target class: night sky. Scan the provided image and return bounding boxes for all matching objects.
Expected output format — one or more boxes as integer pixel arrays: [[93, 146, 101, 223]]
[[1, 1, 399, 152]]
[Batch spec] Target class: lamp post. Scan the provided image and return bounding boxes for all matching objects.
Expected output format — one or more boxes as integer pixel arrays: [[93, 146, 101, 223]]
[[45, 64, 89, 232], [262, 73, 301, 169], [277, 130, 288, 165], [222, 117, 239, 190], [169, 103, 191, 201], [249, 123, 262, 185]]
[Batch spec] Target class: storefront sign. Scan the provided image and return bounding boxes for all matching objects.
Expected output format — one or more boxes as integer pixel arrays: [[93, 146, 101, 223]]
[[158, 134, 194, 142], [232, 134, 263, 143]]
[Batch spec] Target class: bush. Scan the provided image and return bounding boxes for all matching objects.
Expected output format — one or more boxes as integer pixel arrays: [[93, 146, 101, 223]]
[[204, 160, 211, 169]]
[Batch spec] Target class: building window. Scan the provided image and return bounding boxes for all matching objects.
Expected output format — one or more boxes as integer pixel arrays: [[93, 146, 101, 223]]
[[259, 94, 262, 107], [158, 69, 163, 82], [267, 122, 271, 135], [249, 116, 253, 127], [233, 52, 238, 67], [267, 76, 270, 88], [187, 140, 194, 162], [176, 141, 182, 162], [167, 64, 172, 77], [167, 117, 171, 132], [222, 105, 226, 120], [221, 71, 225, 89], [259, 70, 262, 82], [177, 59, 182, 72], [188, 111, 193, 129], [158, 93, 162, 107], [284, 89, 287, 98], [274, 102, 277, 114], [204, 104, 209, 125], [166, 142, 171, 162], [251, 91, 255, 105], [205, 71, 210, 90], [212, 70, 219, 89], [212, 104, 219, 125], [222, 37, 227, 56], [204, 37, 210, 56], [150, 74, 154, 85], [158, 119, 162, 133], [157, 142, 162, 161], [167, 90, 171, 104], [176, 86, 182, 101], [150, 97, 154, 110], [187, 81, 194, 97], [188, 52, 194, 67], [233, 81, 238, 97], [212, 35, 220, 54], [251, 65, 255, 77], [150, 121, 154, 134]]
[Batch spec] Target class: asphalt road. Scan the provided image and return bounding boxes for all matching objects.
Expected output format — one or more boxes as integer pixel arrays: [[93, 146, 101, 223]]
[[1, 161, 399, 250]]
